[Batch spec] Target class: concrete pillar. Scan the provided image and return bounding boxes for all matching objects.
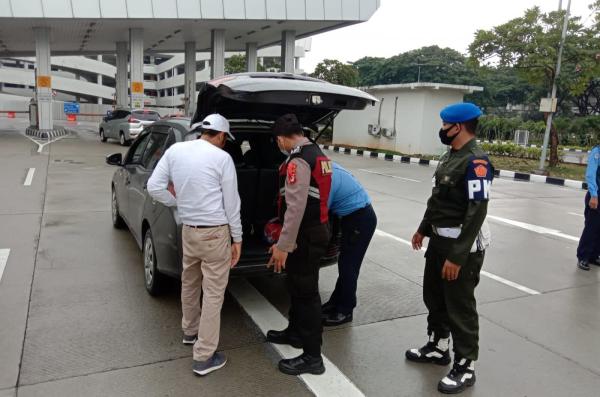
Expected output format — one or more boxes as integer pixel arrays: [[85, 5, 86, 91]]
[[184, 41, 197, 116], [33, 27, 53, 130], [211, 29, 225, 79], [129, 28, 144, 109], [97, 55, 103, 104], [246, 42, 258, 72], [281, 30, 296, 73], [116, 42, 128, 107]]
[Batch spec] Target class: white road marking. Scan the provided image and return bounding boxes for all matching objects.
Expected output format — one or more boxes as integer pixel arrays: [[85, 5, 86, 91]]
[[487, 215, 579, 242], [24, 168, 35, 186], [0, 249, 10, 284], [568, 212, 584, 217], [373, 229, 541, 295], [228, 279, 365, 397], [24, 134, 68, 153], [479, 271, 540, 295], [357, 169, 421, 183]]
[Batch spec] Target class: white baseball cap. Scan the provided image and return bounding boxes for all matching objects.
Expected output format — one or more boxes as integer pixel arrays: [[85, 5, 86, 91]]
[[190, 113, 234, 141]]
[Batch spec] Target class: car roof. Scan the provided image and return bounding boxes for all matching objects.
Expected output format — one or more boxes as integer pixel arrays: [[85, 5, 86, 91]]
[[152, 118, 191, 130], [131, 109, 160, 113]]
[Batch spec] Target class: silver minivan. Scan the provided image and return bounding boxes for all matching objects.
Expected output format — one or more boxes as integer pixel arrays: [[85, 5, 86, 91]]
[[99, 109, 161, 146]]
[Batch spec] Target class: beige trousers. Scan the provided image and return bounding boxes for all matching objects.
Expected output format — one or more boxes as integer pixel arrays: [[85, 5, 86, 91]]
[[181, 225, 231, 361]]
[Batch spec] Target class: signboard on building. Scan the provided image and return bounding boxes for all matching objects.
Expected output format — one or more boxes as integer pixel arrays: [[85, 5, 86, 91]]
[[63, 102, 80, 114], [131, 81, 144, 94], [539, 98, 557, 113], [36, 75, 51, 88]]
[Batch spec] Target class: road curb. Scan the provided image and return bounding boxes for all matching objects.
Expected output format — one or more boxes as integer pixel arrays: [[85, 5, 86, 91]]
[[320, 144, 587, 191]]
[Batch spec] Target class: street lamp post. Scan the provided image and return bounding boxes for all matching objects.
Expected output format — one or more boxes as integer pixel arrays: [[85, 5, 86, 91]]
[[538, 0, 571, 172]]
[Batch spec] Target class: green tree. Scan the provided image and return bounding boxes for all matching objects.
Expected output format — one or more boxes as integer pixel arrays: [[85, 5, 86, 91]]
[[225, 54, 247, 75], [352, 56, 385, 86], [311, 59, 359, 86], [469, 6, 600, 166], [352, 47, 535, 110], [225, 54, 266, 74]]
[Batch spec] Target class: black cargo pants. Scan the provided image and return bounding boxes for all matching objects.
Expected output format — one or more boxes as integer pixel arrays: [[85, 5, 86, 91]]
[[423, 235, 485, 361], [286, 223, 330, 357]]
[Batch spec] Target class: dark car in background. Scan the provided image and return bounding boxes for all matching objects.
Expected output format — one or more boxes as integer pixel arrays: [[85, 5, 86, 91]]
[[106, 72, 377, 295]]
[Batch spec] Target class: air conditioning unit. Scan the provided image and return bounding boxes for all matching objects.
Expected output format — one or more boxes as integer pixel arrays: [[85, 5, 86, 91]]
[[382, 127, 396, 139], [368, 124, 382, 137]]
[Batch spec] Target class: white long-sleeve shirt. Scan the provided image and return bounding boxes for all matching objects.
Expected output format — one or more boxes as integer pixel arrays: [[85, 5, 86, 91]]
[[147, 139, 242, 243]]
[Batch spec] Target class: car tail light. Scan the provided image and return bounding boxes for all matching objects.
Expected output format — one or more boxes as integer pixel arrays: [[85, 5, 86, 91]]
[[128, 117, 140, 123]]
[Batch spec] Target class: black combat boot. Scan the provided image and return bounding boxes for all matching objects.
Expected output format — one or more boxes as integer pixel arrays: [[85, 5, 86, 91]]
[[405, 333, 451, 365], [578, 260, 590, 271], [278, 353, 325, 375], [438, 357, 476, 394], [266, 329, 303, 349]]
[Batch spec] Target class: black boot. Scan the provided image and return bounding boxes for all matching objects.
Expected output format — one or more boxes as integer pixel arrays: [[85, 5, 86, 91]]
[[278, 353, 325, 375], [266, 329, 303, 349], [323, 312, 353, 327], [578, 260, 590, 271], [405, 333, 451, 365], [321, 301, 336, 316], [438, 357, 476, 394]]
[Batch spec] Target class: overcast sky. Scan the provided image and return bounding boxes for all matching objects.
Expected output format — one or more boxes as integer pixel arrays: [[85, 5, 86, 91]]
[[302, 0, 595, 73]]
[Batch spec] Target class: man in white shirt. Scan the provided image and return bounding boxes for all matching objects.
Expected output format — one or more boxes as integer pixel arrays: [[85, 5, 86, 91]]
[[147, 113, 242, 376]]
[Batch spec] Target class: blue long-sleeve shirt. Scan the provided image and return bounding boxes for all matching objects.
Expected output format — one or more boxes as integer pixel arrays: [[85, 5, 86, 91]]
[[327, 163, 371, 217], [586, 146, 600, 197]]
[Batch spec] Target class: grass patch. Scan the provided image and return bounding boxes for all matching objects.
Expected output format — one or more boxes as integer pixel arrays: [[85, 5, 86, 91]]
[[489, 155, 585, 181], [326, 143, 586, 181]]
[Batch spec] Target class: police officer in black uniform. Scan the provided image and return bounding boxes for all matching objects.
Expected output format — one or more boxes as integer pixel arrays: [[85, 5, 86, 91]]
[[266, 114, 333, 376], [405, 103, 493, 394]]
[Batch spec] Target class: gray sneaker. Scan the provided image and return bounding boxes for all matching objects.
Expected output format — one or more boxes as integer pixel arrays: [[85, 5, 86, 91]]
[[192, 352, 227, 376], [182, 333, 197, 345]]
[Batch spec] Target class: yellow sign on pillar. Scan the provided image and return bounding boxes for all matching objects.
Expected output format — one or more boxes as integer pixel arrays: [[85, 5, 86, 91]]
[[37, 75, 52, 88], [131, 81, 144, 94]]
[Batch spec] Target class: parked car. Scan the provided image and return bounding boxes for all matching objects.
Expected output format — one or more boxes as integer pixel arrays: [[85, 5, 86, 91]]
[[106, 72, 377, 295], [99, 108, 161, 146]]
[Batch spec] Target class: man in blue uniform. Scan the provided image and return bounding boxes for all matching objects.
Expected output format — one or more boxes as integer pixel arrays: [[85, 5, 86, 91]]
[[321, 163, 377, 326], [576, 145, 600, 271]]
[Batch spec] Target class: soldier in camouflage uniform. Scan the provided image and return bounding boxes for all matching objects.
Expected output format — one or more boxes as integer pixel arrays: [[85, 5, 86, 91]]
[[405, 102, 493, 394]]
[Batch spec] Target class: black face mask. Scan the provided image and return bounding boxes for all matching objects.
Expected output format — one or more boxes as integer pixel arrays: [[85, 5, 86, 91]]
[[439, 124, 458, 145]]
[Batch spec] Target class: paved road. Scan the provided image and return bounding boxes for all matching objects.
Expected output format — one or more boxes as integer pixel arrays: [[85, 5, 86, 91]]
[[1, 119, 599, 397]]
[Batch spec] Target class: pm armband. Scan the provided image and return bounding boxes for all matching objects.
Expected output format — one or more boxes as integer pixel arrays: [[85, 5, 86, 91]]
[[465, 157, 493, 201]]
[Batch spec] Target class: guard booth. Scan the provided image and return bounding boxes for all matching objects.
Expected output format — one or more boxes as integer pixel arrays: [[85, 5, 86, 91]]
[[333, 82, 484, 156]]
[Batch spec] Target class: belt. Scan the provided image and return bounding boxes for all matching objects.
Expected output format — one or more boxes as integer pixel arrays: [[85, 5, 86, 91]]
[[184, 224, 226, 229], [344, 203, 373, 218], [432, 226, 461, 239]]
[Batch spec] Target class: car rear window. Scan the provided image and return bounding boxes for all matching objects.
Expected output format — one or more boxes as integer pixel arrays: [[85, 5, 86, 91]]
[[132, 111, 160, 121]]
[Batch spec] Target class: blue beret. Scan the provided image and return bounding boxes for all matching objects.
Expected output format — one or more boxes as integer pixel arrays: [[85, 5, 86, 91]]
[[440, 102, 482, 123]]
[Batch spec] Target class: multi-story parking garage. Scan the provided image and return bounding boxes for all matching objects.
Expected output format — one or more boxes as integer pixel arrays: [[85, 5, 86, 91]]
[[0, 41, 311, 107], [0, 0, 380, 131]]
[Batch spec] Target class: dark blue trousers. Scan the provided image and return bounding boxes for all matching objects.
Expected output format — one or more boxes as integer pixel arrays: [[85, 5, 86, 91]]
[[576, 193, 600, 262], [326, 204, 377, 315]]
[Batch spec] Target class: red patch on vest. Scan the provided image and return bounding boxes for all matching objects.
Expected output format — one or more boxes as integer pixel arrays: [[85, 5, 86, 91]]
[[287, 162, 297, 184], [474, 164, 488, 178]]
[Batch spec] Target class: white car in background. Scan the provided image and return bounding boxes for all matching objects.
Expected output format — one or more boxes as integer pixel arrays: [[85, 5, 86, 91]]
[[99, 109, 161, 146]]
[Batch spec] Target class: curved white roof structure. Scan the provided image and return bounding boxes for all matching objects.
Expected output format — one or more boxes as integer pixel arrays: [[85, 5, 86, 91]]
[[0, 0, 380, 56]]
